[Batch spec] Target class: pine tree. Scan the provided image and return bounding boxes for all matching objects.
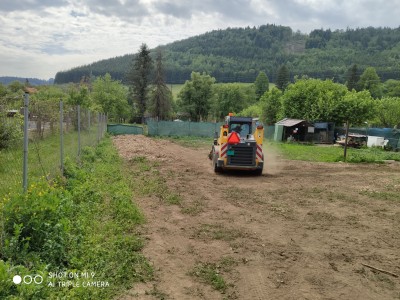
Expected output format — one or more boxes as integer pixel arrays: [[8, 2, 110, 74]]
[[254, 71, 269, 100], [127, 43, 152, 123], [346, 64, 360, 91], [149, 50, 172, 120], [276, 65, 290, 91]]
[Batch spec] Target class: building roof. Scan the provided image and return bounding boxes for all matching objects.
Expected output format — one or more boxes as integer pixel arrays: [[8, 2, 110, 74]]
[[24, 87, 38, 94], [276, 118, 305, 127]]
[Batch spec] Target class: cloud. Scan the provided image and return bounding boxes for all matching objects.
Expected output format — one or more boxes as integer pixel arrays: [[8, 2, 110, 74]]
[[0, 0, 399, 79], [152, 0, 260, 22], [70, 10, 87, 18], [0, 0, 67, 12], [84, 0, 150, 21]]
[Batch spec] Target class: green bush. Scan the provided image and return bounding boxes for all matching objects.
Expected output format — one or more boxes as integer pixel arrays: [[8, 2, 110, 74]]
[[0, 138, 152, 299], [2, 180, 72, 268], [0, 114, 23, 150]]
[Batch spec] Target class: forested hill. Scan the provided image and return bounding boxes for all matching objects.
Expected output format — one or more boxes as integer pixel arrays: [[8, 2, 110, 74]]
[[0, 76, 54, 85], [54, 24, 400, 84]]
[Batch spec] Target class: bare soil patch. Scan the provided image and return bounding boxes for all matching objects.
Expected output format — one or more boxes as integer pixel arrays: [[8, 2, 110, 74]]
[[114, 135, 400, 300]]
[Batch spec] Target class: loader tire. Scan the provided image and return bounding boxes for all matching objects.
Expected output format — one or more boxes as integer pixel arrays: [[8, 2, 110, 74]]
[[254, 168, 263, 176], [214, 162, 223, 173]]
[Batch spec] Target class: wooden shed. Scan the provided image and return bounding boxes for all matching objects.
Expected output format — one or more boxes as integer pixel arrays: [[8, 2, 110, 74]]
[[274, 118, 312, 142]]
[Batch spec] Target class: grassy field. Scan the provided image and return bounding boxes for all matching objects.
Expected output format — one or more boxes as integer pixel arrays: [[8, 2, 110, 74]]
[[271, 142, 400, 163], [162, 135, 400, 163], [0, 137, 152, 299], [169, 83, 185, 100], [0, 128, 98, 197]]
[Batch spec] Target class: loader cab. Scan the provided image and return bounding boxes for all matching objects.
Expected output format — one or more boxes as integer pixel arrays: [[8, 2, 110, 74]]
[[225, 116, 253, 139]]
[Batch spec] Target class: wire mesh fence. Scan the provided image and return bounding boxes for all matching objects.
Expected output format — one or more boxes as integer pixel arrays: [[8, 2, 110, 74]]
[[0, 94, 107, 197]]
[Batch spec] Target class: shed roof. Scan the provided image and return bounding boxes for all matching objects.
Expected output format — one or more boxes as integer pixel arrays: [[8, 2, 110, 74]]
[[276, 118, 305, 127]]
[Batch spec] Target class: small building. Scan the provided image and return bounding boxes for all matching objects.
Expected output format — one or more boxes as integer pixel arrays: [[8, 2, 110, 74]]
[[274, 118, 335, 143], [313, 122, 335, 144], [274, 118, 312, 142]]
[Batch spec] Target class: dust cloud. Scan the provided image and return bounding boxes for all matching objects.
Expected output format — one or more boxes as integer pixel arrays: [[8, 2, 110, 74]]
[[263, 144, 284, 175]]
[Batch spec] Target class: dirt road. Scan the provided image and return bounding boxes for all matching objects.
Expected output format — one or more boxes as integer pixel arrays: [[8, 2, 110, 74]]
[[114, 135, 399, 300]]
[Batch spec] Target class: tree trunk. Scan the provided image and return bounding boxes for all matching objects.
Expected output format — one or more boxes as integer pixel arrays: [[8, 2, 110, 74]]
[[343, 120, 349, 161]]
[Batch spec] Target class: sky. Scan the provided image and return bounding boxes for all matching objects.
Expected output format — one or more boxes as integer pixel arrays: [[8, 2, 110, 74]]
[[0, 0, 399, 80]]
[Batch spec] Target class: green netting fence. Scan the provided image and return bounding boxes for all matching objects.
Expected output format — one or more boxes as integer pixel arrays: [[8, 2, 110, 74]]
[[107, 124, 144, 135], [107, 120, 276, 140], [147, 120, 224, 137], [337, 127, 400, 150]]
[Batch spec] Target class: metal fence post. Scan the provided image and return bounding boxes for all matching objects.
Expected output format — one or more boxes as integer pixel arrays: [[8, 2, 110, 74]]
[[97, 112, 100, 143], [60, 100, 64, 175], [105, 114, 107, 136], [100, 114, 103, 138], [77, 105, 81, 157], [103, 114, 106, 137], [102, 113, 104, 138], [104, 114, 107, 136], [23, 92, 29, 192]]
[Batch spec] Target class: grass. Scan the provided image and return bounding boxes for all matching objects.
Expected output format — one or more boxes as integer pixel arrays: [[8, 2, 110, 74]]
[[169, 84, 185, 100], [189, 257, 237, 295], [161, 136, 213, 149], [267, 141, 400, 163], [181, 199, 205, 216], [0, 137, 152, 299], [190, 262, 227, 293], [156, 135, 400, 163], [155, 135, 400, 163], [359, 190, 399, 201], [125, 155, 182, 205], [0, 127, 99, 198]]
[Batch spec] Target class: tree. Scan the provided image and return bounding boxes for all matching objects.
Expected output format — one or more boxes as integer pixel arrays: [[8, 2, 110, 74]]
[[92, 73, 130, 122], [275, 65, 290, 91], [337, 90, 375, 125], [67, 84, 91, 108], [345, 64, 360, 91], [31, 86, 65, 137], [7, 81, 24, 93], [260, 88, 282, 125], [254, 71, 269, 100], [177, 72, 215, 121], [358, 67, 383, 98], [211, 83, 249, 120], [237, 103, 262, 118], [0, 83, 7, 99], [383, 79, 400, 97], [127, 43, 153, 123], [375, 97, 400, 128], [148, 50, 172, 120], [281, 78, 348, 123], [66, 84, 92, 130], [336, 90, 376, 160]]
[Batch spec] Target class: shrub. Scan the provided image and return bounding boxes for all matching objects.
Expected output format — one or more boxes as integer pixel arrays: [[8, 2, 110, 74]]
[[0, 138, 152, 299], [1, 180, 72, 268], [0, 113, 23, 150]]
